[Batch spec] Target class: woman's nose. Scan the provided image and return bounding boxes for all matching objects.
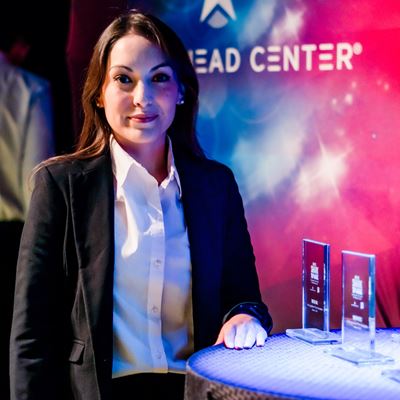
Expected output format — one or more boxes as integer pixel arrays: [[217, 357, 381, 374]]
[[132, 81, 152, 107]]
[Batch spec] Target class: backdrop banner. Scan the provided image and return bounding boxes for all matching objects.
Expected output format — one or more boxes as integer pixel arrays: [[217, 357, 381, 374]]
[[129, 0, 400, 332]]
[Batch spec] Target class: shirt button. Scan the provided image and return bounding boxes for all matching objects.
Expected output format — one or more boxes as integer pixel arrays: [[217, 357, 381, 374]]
[[152, 306, 159, 314], [156, 351, 162, 359], [154, 259, 162, 268]]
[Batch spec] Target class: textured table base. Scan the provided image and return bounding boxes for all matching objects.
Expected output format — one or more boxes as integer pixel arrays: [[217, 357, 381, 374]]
[[185, 368, 293, 400]]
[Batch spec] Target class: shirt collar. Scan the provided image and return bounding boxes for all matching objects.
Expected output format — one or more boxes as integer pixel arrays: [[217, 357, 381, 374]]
[[110, 135, 182, 198]]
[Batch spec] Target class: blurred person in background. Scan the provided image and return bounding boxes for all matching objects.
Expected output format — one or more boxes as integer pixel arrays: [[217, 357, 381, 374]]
[[0, 13, 55, 400]]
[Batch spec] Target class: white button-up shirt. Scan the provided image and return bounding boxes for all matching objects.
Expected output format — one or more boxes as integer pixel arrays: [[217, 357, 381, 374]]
[[110, 136, 193, 378]]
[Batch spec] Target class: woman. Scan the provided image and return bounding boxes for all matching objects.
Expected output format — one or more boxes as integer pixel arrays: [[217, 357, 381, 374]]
[[10, 9, 272, 400]]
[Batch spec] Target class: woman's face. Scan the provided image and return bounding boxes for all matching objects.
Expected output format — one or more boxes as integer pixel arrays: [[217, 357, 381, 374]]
[[99, 33, 181, 155]]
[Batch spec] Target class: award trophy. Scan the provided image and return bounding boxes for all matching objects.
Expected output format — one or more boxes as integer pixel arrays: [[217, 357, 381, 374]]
[[286, 239, 340, 344], [327, 250, 394, 365]]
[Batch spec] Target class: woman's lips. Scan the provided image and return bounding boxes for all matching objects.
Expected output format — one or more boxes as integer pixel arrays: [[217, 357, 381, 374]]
[[129, 113, 158, 123]]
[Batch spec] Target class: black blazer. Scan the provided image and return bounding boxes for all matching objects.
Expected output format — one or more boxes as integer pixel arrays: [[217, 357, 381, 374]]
[[10, 148, 272, 400]]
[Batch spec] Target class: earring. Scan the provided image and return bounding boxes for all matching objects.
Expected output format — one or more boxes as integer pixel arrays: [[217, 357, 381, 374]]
[[177, 97, 184, 105]]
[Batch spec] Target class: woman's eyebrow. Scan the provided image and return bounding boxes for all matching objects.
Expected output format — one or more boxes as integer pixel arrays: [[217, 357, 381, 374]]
[[109, 62, 172, 72], [150, 62, 172, 71], [109, 65, 133, 72]]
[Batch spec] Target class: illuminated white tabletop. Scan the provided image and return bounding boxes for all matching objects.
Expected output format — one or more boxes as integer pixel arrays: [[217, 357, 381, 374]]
[[184, 329, 400, 400]]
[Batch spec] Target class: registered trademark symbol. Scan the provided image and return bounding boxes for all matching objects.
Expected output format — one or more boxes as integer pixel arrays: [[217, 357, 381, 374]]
[[353, 42, 363, 55]]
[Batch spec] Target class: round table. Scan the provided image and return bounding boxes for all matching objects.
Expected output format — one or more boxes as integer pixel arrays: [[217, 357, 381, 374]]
[[184, 329, 400, 399]]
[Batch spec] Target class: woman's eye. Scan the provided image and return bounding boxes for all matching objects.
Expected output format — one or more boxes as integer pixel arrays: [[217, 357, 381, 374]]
[[152, 73, 171, 83], [114, 75, 132, 84]]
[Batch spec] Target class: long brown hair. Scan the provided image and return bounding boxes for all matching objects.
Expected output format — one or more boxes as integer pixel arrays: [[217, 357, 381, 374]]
[[45, 9, 203, 166]]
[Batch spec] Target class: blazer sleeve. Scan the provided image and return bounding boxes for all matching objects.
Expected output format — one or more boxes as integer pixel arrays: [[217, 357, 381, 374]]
[[10, 166, 69, 400], [220, 167, 273, 334]]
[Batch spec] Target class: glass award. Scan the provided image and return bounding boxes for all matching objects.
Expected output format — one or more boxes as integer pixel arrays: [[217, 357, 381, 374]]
[[286, 239, 340, 344], [327, 251, 394, 365]]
